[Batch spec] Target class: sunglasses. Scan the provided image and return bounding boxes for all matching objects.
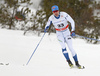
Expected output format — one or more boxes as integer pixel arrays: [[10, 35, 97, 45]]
[[53, 10, 58, 13]]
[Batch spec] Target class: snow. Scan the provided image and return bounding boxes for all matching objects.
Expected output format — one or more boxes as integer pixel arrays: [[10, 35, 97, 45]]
[[95, 0, 100, 3], [0, 29, 100, 76], [30, 0, 41, 9]]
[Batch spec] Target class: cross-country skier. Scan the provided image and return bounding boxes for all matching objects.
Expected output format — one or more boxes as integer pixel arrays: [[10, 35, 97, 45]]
[[44, 5, 84, 69]]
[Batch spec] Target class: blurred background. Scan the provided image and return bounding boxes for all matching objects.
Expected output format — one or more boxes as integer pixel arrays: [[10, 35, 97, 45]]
[[0, 0, 100, 44]]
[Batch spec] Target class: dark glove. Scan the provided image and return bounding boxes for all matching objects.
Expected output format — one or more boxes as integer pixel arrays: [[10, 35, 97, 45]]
[[71, 31, 75, 37]]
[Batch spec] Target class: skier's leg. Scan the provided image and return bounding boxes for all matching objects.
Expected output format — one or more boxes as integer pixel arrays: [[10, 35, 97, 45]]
[[57, 35, 73, 67], [57, 35, 69, 59], [65, 36, 80, 65], [65, 36, 84, 68], [62, 48, 69, 60], [65, 36, 76, 57]]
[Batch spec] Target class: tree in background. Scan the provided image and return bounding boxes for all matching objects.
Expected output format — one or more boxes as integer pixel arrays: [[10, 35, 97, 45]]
[[0, 0, 32, 29], [0, 0, 100, 43], [39, 0, 100, 43], [40, 0, 94, 32]]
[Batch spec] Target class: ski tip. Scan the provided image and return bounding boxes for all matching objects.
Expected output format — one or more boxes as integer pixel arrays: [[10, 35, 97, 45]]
[[80, 66, 85, 69], [83, 66, 85, 69]]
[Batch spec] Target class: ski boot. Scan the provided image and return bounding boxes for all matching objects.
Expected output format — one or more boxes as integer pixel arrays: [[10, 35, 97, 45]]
[[75, 61, 85, 69], [67, 60, 73, 68]]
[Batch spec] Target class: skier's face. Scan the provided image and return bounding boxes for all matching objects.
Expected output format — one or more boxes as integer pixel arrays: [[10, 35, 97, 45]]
[[53, 10, 59, 17]]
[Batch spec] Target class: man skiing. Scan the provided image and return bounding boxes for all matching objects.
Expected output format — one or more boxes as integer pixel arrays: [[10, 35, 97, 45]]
[[44, 5, 84, 69]]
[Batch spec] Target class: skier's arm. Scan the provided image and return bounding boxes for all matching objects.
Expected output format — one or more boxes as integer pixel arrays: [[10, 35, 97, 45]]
[[65, 13, 75, 37], [65, 14, 75, 32], [44, 18, 52, 32]]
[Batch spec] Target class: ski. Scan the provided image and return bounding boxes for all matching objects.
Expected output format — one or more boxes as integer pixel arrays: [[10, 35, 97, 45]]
[[0, 63, 9, 66], [77, 65, 85, 69], [70, 65, 85, 69]]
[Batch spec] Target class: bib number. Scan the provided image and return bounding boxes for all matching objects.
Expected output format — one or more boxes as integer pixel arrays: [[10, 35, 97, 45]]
[[57, 23, 64, 28]]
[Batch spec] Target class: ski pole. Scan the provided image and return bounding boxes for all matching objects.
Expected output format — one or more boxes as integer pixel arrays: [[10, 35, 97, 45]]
[[26, 33, 46, 65], [75, 34, 100, 42]]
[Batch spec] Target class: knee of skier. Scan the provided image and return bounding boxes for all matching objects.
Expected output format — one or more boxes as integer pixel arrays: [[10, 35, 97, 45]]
[[62, 48, 68, 53]]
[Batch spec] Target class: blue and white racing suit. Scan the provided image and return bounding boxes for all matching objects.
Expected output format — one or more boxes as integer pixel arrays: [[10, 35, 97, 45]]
[[45, 12, 78, 61]]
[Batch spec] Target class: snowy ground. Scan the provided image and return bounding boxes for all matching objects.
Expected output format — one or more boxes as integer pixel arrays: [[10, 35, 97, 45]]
[[0, 29, 100, 76]]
